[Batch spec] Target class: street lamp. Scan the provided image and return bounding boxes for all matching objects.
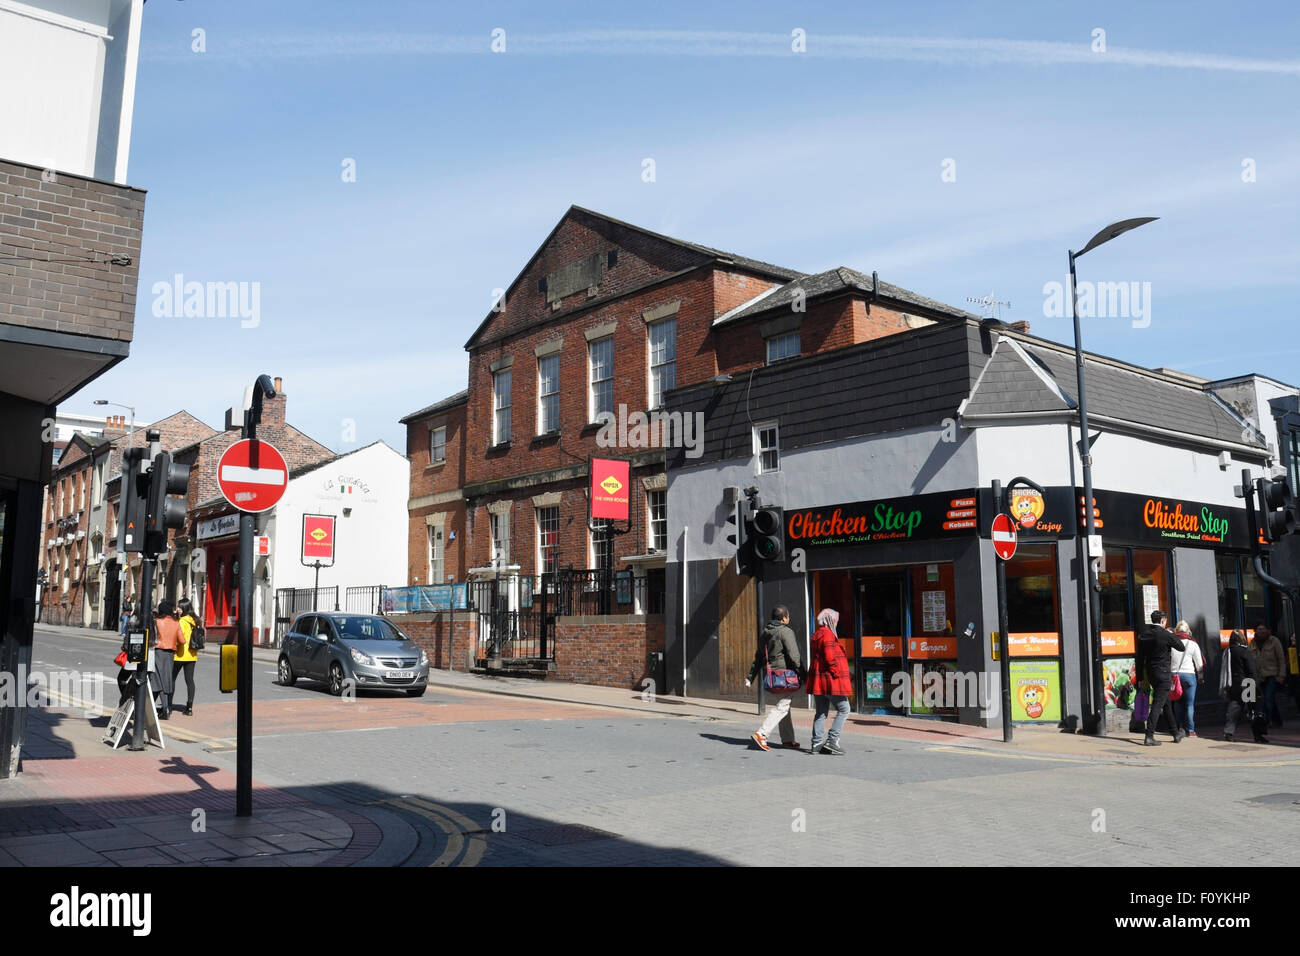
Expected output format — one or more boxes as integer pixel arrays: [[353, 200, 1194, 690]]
[[1069, 217, 1158, 736], [93, 398, 135, 445]]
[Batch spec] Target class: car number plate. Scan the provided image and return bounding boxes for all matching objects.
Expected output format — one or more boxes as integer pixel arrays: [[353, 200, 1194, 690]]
[[387, 670, 413, 679]]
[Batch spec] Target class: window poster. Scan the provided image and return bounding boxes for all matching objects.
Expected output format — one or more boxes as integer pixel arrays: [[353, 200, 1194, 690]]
[[1009, 661, 1061, 722], [922, 589, 947, 633]]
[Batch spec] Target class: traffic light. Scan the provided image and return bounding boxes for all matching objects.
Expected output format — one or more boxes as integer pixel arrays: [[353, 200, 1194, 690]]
[[147, 451, 191, 544], [1256, 476, 1298, 543], [119, 448, 150, 553], [752, 506, 785, 564], [725, 498, 755, 576]]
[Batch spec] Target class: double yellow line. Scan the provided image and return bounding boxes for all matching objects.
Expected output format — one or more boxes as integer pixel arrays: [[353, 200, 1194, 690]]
[[375, 795, 486, 867]]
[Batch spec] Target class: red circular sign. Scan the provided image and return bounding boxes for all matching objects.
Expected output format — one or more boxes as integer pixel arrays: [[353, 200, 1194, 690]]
[[217, 439, 289, 513], [992, 513, 1018, 560]]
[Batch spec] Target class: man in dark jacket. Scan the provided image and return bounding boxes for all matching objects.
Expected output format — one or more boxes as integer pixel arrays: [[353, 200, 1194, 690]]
[[1223, 630, 1264, 743], [746, 605, 803, 751], [1135, 609, 1186, 746]]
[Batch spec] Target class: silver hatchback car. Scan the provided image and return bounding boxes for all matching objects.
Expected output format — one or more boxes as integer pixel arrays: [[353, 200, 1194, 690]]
[[278, 613, 429, 697]]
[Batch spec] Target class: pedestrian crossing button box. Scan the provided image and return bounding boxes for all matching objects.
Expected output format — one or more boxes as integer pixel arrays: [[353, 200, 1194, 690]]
[[126, 631, 147, 664], [220, 644, 238, 693]]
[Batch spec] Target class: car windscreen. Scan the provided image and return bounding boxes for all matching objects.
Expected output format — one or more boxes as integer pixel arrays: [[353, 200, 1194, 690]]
[[329, 616, 408, 641]]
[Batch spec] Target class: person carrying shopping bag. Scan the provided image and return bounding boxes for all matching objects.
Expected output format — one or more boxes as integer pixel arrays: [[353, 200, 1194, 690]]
[[746, 605, 804, 751], [1171, 620, 1205, 736], [806, 608, 852, 755]]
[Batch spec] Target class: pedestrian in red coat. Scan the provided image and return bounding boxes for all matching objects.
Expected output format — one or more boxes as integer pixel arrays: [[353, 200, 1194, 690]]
[[807, 608, 853, 755]]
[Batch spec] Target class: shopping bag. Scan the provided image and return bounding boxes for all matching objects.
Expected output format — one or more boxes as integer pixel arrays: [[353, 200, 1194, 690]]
[[1133, 689, 1150, 722]]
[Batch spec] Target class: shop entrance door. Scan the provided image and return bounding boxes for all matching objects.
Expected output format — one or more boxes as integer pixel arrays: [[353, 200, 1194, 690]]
[[855, 571, 908, 714]]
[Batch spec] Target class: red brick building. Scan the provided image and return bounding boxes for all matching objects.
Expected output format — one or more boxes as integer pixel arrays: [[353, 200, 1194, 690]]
[[401, 207, 976, 689]]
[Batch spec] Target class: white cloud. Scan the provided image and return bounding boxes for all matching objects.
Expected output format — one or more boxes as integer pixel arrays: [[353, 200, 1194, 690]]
[[144, 29, 1300, 76]]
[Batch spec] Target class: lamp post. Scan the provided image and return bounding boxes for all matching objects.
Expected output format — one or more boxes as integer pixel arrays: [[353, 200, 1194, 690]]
[[1069, 217, 1158, 736], [93, 398, 135, 446]]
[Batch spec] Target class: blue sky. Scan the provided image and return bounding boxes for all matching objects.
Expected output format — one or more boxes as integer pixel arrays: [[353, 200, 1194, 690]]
[[70, 0, 1300, 452]]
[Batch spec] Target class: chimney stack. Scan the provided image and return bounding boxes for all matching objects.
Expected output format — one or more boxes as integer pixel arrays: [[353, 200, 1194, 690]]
[[1008, 320, 1031, 334], [262, 376, 286, 426]]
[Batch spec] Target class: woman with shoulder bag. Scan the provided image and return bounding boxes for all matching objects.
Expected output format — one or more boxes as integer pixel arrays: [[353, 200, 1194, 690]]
[[807, 608, 853, 756], [1171, 621, 1204, 737], [173, 598, 200, 717]]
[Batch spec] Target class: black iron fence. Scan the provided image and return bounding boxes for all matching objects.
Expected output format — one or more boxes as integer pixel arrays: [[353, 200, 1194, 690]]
[[344, 585, 385, 614], [273, 586, 339, 645], [539, 567, 665, 617]]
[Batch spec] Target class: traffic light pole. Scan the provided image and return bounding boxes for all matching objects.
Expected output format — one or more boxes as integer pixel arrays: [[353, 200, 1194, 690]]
[[128, 556, 154, 751], [236, 508, 253, 816]]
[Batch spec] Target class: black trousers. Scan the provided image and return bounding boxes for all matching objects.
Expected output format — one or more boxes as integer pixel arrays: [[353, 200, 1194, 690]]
[[1145, 681, 1178, 736], [171, 660, 196, 707]]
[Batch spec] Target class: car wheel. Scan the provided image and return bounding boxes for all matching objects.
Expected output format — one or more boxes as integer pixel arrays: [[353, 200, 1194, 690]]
[[328, 662, 345, 696], [406, 687, 426, 697], [278, 656, 296, 687]]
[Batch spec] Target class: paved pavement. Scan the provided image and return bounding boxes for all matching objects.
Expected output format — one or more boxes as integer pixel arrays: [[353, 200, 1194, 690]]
[[3, 624, 1299, 866]]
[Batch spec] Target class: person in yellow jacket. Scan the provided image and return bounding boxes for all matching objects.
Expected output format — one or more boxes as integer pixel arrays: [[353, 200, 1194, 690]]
[[174, 598, 200, 716]]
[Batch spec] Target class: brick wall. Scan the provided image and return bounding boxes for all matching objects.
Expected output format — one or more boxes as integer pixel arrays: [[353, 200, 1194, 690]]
[[553, 614, 664, 689], [462, 470, 664, 575], [393, 613, 478, 671], [0, 160, 144, 342], [465, 268, 717, 485], [476, 211, 710, 347], [406, 398, 468, 584]]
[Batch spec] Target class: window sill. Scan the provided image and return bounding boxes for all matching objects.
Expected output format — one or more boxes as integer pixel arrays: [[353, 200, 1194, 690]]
[[532, 431, 561, 445], [488, 441, 510, 452], [424, 459, 447, 472]]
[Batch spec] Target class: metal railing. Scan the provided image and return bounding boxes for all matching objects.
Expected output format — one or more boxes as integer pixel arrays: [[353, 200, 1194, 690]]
[[273, 586, 339, 645], [344, 585, 385, 614], [539, 568, 665, 617]]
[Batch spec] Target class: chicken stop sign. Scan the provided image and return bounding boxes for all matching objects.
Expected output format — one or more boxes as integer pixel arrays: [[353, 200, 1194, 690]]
[[217, 438, 288, 513]]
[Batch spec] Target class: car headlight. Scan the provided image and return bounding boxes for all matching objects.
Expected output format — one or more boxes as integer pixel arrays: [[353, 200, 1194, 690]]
[[418, 649, 428, 667], [350, 647, 374, 666]]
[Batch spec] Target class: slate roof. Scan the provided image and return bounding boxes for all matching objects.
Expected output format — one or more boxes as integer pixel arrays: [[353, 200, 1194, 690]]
[[399, 390, 468, 425], [665, 321, 978, 468], [963, 335, 1261, 448], [713, 266, 981, 326]]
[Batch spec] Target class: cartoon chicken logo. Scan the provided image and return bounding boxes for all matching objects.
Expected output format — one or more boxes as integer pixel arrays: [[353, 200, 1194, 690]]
[[1017, 681, 1050, 719], [1010, 489, 1046, 530]]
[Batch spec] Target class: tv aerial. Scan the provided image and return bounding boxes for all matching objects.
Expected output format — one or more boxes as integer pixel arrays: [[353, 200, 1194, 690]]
[[967, 291, 1011, 321]]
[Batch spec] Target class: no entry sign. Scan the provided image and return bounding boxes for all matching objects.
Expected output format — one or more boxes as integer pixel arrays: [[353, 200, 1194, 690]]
[[992, 512, 1018, 560], [217, 439, 288, 513]]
